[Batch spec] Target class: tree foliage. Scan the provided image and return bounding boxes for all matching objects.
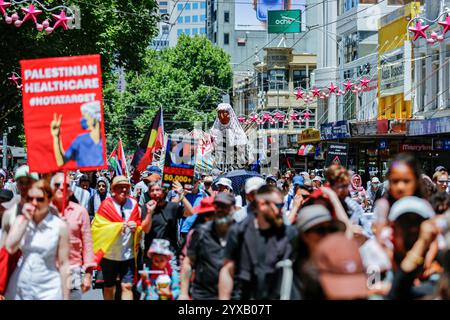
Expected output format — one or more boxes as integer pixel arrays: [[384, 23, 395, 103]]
[[0, 0, 160, 145], [104, 34, 232, 153]]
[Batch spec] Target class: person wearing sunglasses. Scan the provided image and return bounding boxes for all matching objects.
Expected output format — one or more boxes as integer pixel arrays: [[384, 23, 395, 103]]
[[219, 185, 297, 300], [433, 170, 449, 194], [4, 180, 70, 300], [51, 173, 96, 300]]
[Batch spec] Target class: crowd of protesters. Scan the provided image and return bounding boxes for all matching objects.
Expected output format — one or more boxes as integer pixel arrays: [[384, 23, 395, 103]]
[[1, 153, 450, 300]]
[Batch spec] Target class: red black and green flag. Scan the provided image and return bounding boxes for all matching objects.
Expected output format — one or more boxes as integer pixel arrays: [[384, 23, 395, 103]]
[[131, 107, 164, 182]]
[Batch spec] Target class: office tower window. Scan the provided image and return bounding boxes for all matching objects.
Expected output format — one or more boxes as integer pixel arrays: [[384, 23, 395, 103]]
[[185, 3, 191, 10], [160, 1, 168, 5], [160, 9, 168, 14], [193, 28, 198, 35], [224, 33, 229, 45], [201, 2, 206, 9], [200, 14, 206, 22], [224, 11, 230, 23], [200, 27, 206, 34], [162, 25, 169, 35], [214, 32, 217, 43], [185, 16, 191, 23], [177, 3, 183, 10], [185, 28, 191, 35], [177, 29, 183, 36], [178, 16, 183, 23], [193, 15, 198, 22], [193, 2, 198, 9]]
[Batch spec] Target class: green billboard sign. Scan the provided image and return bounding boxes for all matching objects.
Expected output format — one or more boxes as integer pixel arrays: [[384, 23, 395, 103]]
[[268, 10, 302, 34]]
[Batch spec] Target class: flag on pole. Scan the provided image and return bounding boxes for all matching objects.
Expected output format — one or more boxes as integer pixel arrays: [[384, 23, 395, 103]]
[[108, 138, 129, 178], [131, 107, 164, 182]]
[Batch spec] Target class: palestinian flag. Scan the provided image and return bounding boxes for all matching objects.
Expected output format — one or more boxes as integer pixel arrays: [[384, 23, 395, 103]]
[[108, 138, 129, 178], [91, 197, 142, 282], [131, 106, 164, 182]]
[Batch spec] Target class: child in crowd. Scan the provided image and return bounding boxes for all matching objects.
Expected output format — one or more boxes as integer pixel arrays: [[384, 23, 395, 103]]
[[137, 239, 180, 300]]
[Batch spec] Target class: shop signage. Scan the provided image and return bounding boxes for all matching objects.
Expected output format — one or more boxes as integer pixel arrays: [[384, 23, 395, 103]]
[[320, 120, 350, 140], [325, 143, 349, 167], [298, 144, 315, 156], [407, 116, 450, 136], [388, 119, 407, 134], [297, 128, 321, 144], [268, 10, 302, 34], [378, 139, 388, 150], [380, 47, 404, 97], [433, 139, 450, 151], [399, 144, 432, 152], [350, 120, 389, 136]]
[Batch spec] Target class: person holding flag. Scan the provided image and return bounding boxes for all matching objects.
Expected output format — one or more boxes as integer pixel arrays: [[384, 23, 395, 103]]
[[108, 138, 130, 178], [91, 175, 152, 300]]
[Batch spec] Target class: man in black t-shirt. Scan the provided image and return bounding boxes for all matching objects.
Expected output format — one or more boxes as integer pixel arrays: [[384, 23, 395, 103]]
[[219, 185, 297, 300], [141, 181, 190, 264], [179, 193, 236, 300]]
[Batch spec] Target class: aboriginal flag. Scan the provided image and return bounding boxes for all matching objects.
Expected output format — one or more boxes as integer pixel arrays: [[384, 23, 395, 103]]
[[131, 107, 164, 182]]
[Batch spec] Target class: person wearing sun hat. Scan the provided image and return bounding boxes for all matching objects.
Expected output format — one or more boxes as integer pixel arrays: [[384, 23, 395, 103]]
[[91, 175, 152, 300], [137, 238, 180, 300], [311, 232, 368, 300]]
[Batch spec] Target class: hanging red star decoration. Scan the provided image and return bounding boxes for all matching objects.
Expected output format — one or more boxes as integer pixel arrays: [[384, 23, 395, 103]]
[[303, 110, 311, 120], [274, 112, 285, 122], [20, 3, 42, 24], [51, 9, 73, 30], [295, 89, 304, 100], [0, 0, 11, 16], [408, 21, 429, 41], [249, 114, 259, 123], [360, 77, 370, 88], [8, 73, 21, 88], [328, 83, 338, 94], [311, 87, 321, 97], [262, 113, 272, 123], [438, 16, 450, 36], [290, 112, 299, 121], [238, 116, 246, 123], [344, 80, 353, 92]]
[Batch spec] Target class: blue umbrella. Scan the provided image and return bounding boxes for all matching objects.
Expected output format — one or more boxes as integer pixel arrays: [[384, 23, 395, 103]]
[[215, 169, 262, 194]]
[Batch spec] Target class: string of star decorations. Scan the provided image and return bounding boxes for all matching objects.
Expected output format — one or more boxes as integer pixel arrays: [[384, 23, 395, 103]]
[[0, 0, 76, 33], [238, 109, 313, 126], [407, 9, 450, 44]]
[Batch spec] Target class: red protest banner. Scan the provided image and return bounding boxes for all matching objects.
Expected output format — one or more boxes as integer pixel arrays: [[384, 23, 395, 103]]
[[20, 55, 107, 173]]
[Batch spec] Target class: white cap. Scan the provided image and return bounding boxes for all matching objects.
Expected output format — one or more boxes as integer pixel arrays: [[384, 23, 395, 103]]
[[216, 177, 233, 190], [388, 196, 435, 222], [245, 177, 266, 194], [81, 100, 101, 121], [371, 177, 380, 183], [312, 176, 322, 182]]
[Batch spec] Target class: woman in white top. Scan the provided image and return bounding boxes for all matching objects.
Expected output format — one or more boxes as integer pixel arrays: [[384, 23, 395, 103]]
[[5, 180, 70, 300]]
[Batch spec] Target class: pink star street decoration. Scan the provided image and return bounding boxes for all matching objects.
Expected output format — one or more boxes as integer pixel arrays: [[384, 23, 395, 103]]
[[438, 16, 450, 36], [20, 3, 42, 24], [8, 72, 21, 88], [360, 77, 370, 88], [408, 21, 429, 41], [238, 116, 246, 123], [311, 87, 321, 98], [256, 119, 263, 125], [269, 119, 276, 125], [290, 112, 299, 121], [328, 83, 338, 94], [274, 112, 285, 122], [51, 9, 73, 31], [344, 80, 353, 92], [262, 113, 272, 123], [295, 89, 304, 100], [302, 110, 311, 121], [0, 1, 75, 33], [0, 0, 11, 16], [249, 114, 259, 123]]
